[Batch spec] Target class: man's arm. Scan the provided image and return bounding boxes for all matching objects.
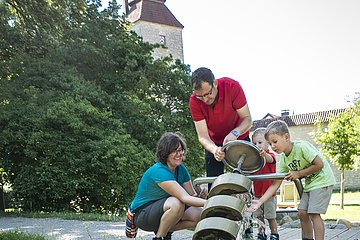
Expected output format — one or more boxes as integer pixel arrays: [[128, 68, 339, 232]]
[[223, 104, 252, 144], [193, 120, 225, 161]]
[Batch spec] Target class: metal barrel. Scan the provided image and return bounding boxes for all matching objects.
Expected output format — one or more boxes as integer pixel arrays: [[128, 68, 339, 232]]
[[193, 173, 303, 198]]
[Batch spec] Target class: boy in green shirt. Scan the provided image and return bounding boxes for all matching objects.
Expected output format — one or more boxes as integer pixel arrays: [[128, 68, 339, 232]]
[[248, 120, 336, 240]]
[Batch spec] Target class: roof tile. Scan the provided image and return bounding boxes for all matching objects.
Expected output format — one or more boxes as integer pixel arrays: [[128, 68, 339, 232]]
[[127, 0, 184, 28], [251, 108, 347, 131]]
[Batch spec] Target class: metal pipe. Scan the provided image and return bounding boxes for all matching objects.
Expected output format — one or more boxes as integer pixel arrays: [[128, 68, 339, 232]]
[[247, 173, 286, 180], [193, 173, 303, 198]]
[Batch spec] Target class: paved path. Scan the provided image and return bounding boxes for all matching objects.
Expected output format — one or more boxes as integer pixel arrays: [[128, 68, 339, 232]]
[[1, 217, 359, 240], [0, 217, 193, 240]]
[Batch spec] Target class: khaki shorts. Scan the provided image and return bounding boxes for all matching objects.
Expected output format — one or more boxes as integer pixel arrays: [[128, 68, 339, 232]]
[[298, 185, 333, 214], [253, 196, 277, 219]]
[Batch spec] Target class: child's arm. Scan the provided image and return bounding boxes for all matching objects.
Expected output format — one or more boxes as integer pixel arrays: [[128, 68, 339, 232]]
[[247, 179, 282, 212], [260, 150, 275, 163], [285, 155, 324, 181]]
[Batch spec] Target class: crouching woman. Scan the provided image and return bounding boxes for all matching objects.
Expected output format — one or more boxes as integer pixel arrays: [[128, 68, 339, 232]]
[[127, 132, 206, 240]]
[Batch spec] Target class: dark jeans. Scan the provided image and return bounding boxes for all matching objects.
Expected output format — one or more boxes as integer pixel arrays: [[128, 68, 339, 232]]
[[205, 136, 250, 189]]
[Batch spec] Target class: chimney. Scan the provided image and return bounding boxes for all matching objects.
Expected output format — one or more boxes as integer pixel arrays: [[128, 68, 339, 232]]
[[281, 109, 290, 117]]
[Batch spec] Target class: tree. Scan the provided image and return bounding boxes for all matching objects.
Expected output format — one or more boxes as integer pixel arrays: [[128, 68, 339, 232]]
[[0, 0, 203, 212], [315, 100, 360, 209]]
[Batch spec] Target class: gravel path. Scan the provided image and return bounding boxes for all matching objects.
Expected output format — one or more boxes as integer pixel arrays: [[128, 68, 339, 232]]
[[0, 217, 194, 240]]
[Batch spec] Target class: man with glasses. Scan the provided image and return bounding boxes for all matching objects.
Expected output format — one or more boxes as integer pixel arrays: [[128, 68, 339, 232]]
[[190, 67, 253, 176], [189, 67, 253, 236]]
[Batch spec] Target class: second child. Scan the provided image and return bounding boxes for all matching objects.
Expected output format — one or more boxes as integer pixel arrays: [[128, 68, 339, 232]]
[[248, 120, 336, 240], [252, 127, 279, 240]]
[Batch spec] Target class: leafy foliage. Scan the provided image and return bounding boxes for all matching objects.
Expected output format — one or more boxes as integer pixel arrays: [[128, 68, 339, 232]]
[[315, 100, 360, 208], [315, 102, 360, 171], [0, 0, 203, 213]]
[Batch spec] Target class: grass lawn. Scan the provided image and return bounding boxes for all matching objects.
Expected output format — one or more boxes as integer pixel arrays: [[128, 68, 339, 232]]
[[322, 190, 360, 222], [0, 231, 45, 240]]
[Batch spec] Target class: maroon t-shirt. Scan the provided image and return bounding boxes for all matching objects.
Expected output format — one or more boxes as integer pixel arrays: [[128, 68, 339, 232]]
[[253, 150, 277, 197], [189, 77, 249, 145]]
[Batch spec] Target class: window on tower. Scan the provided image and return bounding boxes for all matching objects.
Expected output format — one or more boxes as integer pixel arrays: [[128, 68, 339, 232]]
[[159, 35, 166, 45]]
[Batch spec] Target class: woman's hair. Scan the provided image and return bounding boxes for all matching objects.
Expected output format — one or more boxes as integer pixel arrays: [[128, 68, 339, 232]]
[[156, 132, 187, 164], [264, 120, 290, 140]]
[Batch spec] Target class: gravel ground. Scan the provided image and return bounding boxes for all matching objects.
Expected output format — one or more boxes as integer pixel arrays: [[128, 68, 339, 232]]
[[0, 217, 194, 240]]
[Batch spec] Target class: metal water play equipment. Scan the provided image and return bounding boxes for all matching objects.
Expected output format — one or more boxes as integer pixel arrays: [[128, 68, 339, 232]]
[[192, 140, 303, 240]]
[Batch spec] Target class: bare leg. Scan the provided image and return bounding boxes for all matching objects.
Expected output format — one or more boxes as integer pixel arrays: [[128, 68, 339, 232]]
[[268, 218, 278, 234], [170, 206, 202, 231], [156, 197, 184, 237], [309, 213, 324, 240], [298, 209, 314, 239], [257, 216, 265, 234]]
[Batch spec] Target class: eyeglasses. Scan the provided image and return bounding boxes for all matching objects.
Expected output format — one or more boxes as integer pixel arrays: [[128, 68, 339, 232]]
[[173, 148, 184, 155], [195, 86, 213, 99]]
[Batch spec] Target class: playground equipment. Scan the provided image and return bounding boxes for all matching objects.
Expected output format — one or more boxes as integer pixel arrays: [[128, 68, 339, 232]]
[[192, 140, 303, 240]]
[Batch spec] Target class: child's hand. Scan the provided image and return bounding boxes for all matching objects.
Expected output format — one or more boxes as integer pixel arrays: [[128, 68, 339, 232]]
[[246, 199, 261, 212], [285, 170, 301, 181], [259, 149, 266, 157]]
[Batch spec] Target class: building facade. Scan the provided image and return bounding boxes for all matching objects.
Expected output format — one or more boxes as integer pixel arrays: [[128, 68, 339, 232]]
[[251, 109, 360, 191], [124, 0, 184, 62]]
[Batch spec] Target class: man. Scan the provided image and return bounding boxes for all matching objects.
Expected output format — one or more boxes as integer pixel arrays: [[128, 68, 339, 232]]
[[189, 67, 253, 179], [189, 67, 254, 237]]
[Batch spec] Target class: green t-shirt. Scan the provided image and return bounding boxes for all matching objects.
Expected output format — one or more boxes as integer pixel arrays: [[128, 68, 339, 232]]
[[277, 140, 336, 192], [130, 162, 190, 211]]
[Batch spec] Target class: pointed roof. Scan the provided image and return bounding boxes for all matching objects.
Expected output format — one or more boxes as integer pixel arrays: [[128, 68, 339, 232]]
[[251, 108, 347, 131], [126, 0, 184, 28]]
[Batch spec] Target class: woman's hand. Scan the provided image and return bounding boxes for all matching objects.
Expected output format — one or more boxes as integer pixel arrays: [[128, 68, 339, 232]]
[[198, 187, 208, 199]]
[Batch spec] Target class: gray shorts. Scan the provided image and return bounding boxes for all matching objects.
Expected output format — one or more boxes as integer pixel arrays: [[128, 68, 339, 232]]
[[253, 196, 277, 219], [134, 198, 167, 231], [298, 185, 333, 214]]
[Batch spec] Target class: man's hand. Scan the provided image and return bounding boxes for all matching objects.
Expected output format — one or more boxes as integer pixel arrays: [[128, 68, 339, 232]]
[[223, 133, 238, 145], [214, 147, 225, 161]]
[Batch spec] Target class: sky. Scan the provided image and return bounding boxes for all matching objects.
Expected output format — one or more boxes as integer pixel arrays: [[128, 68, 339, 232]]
[[105, 0, 360, 120]]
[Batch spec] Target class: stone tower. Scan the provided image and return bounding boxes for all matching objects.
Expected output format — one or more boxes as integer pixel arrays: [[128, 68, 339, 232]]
[[124, 0, 184, 62]]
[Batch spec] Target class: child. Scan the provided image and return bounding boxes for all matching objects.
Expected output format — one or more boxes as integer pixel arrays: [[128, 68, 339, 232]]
[[248, 120, 336, 240], [251, 128, 279, 240]]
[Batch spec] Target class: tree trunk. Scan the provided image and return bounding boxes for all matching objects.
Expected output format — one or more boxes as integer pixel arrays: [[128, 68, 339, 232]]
[[0, 185, 4, 212], [340, 170, 344, 209]]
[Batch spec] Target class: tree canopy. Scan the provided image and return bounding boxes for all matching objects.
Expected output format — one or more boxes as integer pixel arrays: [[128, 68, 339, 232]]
[[315, 99, 360, 208], [0, 0, 204, 213]]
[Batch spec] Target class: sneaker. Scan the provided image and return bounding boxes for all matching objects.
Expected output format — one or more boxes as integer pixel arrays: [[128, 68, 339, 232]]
[[257, 233, 267, 240], [245, 226, 253, 234], [244, 226, 253, 239], [270, 233, 279, 240], [163, 232, 172, 240]]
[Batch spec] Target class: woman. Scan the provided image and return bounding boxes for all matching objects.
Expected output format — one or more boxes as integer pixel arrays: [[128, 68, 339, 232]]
[[127, 132, 206, 240]]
